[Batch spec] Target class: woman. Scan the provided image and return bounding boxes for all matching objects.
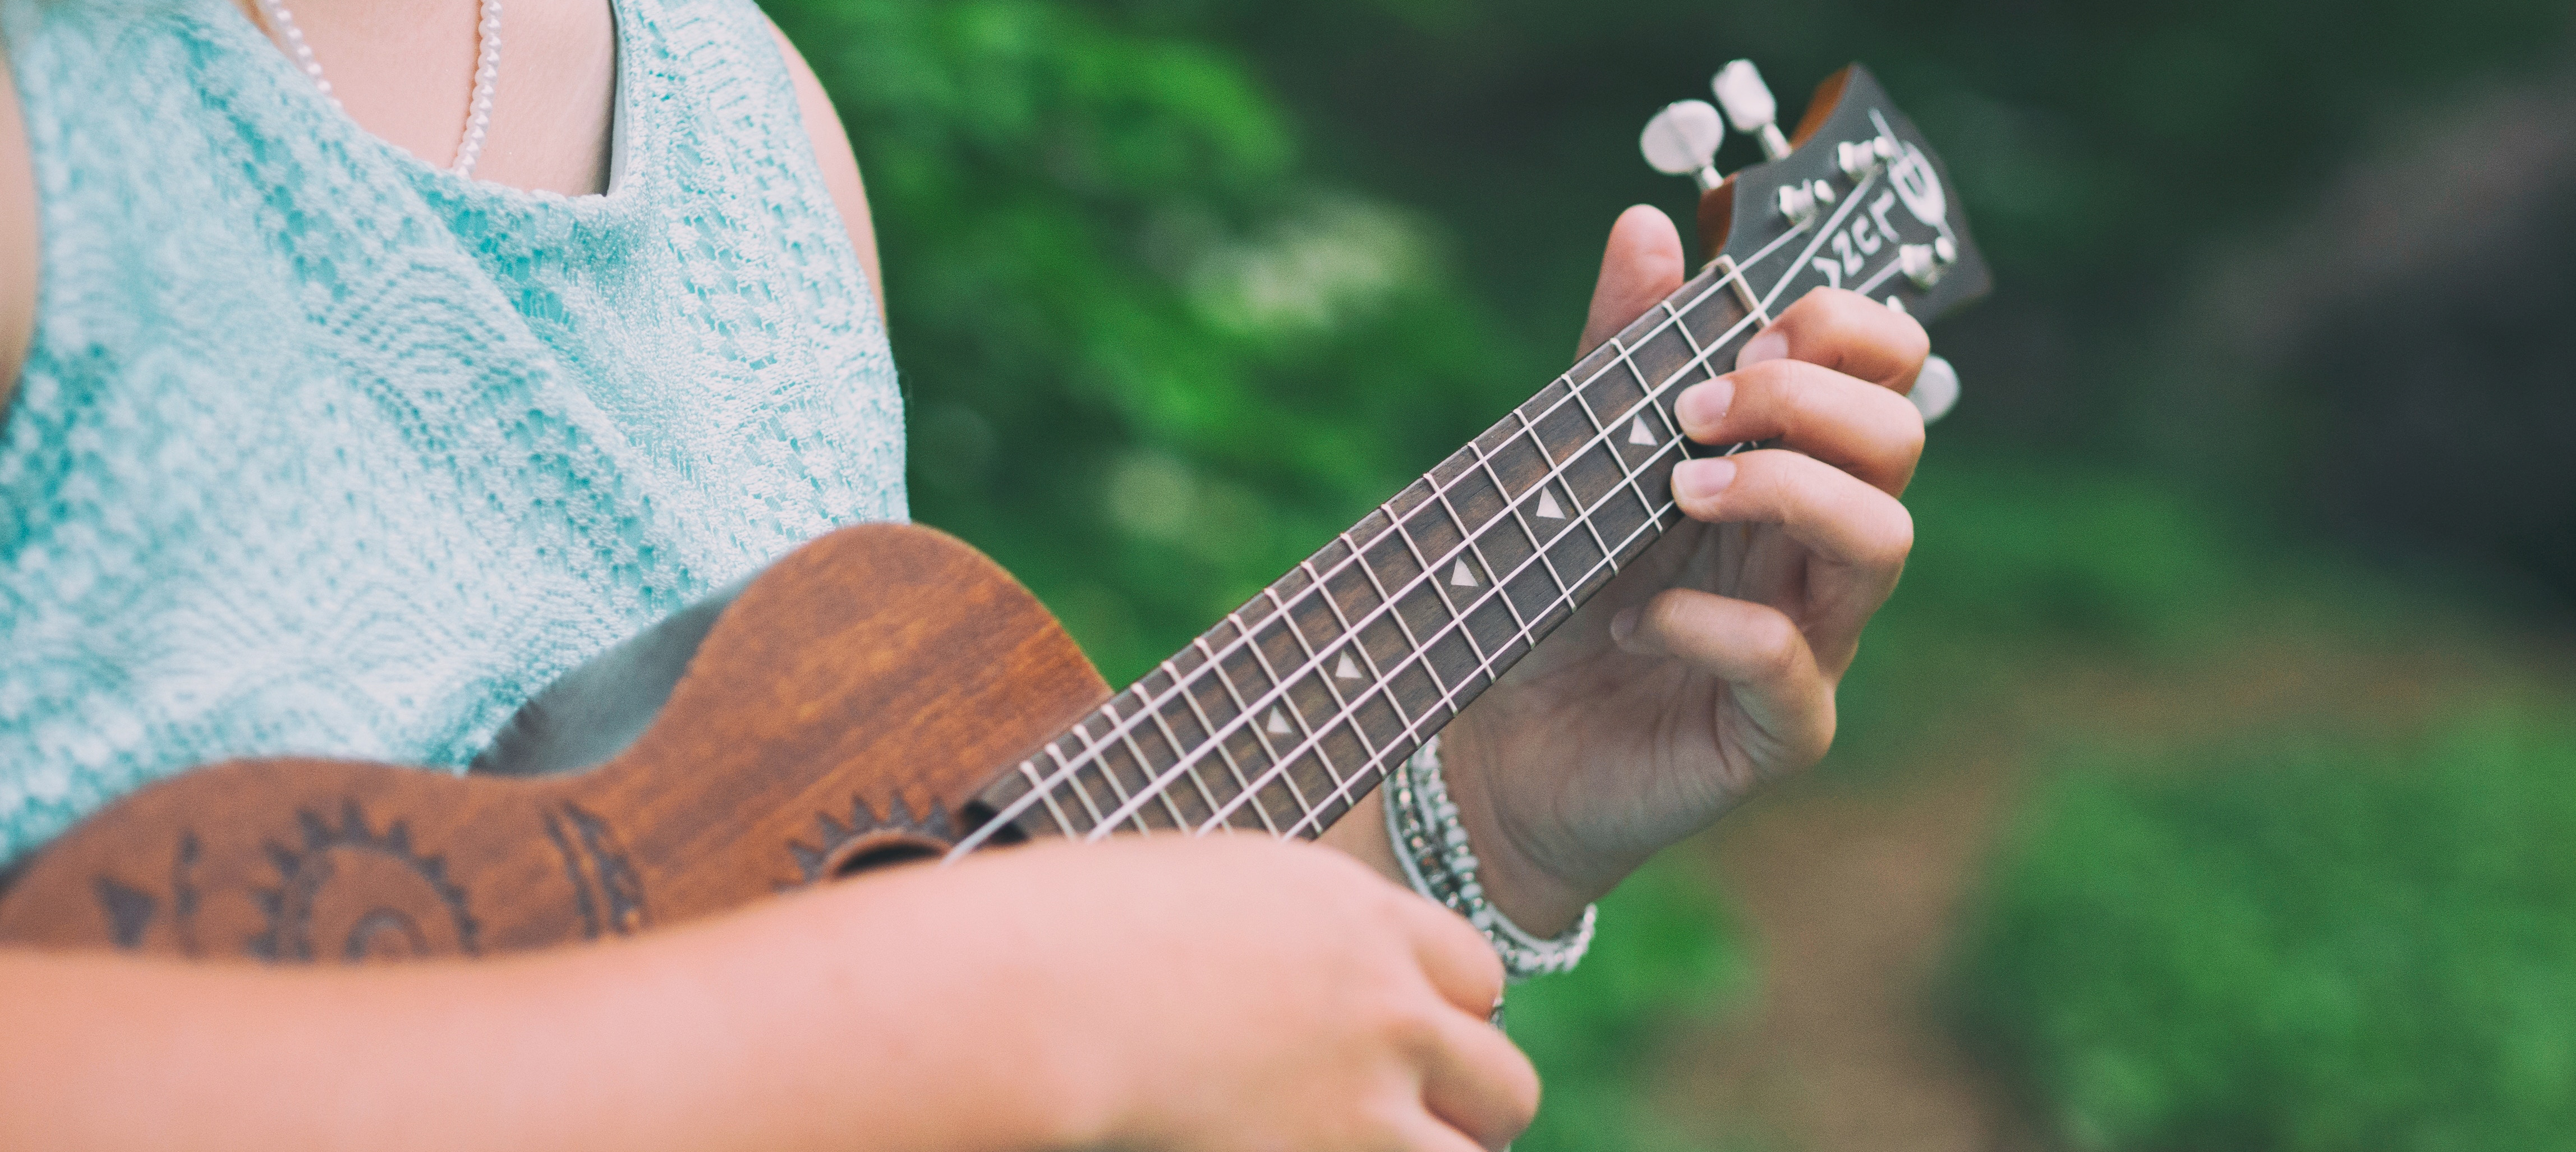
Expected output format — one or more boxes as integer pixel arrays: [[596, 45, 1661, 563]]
[[0, 0, 1930, 1146]]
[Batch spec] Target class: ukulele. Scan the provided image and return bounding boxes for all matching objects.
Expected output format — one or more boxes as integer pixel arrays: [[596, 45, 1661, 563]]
[[0, 61, 1989, 961]]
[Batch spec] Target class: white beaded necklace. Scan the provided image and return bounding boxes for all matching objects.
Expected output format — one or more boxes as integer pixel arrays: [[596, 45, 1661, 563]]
[[252, 0, 504, 178]]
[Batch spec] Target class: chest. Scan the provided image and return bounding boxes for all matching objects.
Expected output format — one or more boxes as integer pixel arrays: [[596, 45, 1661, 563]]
[[228, 0, 617, 196]]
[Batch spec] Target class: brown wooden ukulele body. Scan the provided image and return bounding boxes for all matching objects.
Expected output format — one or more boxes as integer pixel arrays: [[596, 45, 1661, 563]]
[[0, 525, 1110, 961]]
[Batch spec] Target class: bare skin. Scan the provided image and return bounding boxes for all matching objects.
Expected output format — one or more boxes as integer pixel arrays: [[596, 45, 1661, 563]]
[[0, 2, 1926, 1148]]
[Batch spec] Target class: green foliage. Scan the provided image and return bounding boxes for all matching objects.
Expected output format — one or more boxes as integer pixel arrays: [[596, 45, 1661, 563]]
[[1504, 852, 1754, 1152], [1829, 455, 2261, 770], [765, 0, 1541, 684], [1956, 713, 2576, 1152]]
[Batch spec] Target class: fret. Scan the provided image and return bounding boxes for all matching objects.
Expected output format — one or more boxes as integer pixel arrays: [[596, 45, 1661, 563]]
[[1282, 667, 1338, 735], [1224, 633, 1318, 834], [1385, 477, 1437, 521], [1505, 409, 1585, 628], [1465, 447, 1547, 661], [1399, 493, 1468, 570], [1476, 421, 1552, 498], [1384, 654, 1449, 733], [1183, 639, 1243, 732], [1589, 478, 1655, 567], [1350, 689, 1410, 764], [1252, 772, 1305, 838], [1577, 352, 1652, 431], [1525, 379, 1593, 465], [1249, 613, 1307, 697], [1388, 552, 1460, 660], [1309, 720, 1372, 829], [1121, 696, 1203, 829], [1360, 518, 1426, 593], [1215, 714, 1285, 833], [970, 761, 1077, 841], [1678, 264, 1756, 352], [1213, 631, 1276, 710], [1078, 719, 1160, 834], [1159, 685, 1236, 829], [1540, 495, 1613, 603], [1461, 593, 1528, 672], [1268, 723, 1334, 827], [1284, 586, 1342, 656], [1557, 432, 1629, 511], [1320, 537, 1384, 626], [1447, 477, 1510, 557], [1021, 761, 1080, 838], [1625, 316, 1700, 398], [1565, 339, 1622, 397], [1167, 672, 1262, 831], [1043, 740, 1110, 835]]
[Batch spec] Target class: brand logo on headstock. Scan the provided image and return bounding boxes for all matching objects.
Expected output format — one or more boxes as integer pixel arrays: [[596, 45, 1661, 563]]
[[1892, 141, 1946, 228]]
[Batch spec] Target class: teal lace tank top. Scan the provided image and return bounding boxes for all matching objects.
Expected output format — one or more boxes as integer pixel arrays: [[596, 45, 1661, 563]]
[[0, 0, 908, 866]]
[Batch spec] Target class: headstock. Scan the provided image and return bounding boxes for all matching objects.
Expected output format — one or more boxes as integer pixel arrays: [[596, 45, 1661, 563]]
[[1641, 62, 1988, 419]]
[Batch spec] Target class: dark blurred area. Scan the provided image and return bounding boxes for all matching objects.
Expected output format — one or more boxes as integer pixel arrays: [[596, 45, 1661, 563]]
[[766, 2, 2576, 1148]]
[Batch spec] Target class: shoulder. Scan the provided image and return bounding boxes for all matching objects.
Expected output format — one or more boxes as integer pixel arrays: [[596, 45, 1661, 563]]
[[0, 49, 35, 420], [756, 17, 882, 314]]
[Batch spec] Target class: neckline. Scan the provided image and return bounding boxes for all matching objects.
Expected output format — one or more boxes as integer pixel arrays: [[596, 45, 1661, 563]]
[[218, 0, 650, 208]]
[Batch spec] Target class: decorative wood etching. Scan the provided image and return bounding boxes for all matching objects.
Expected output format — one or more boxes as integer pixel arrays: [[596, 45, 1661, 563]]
[[0, 525, 1112, 960], [781, 795, 957, 890], [248, 801, 480, 963], [544, 804, 647, 941]]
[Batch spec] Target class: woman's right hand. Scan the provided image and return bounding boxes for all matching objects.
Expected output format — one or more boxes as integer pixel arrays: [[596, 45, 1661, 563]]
[[0, 833, 1535, 1152], [942, 836, 1538, 1152]]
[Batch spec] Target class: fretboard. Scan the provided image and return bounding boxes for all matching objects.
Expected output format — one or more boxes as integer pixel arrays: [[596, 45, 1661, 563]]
[[956, 255, 1773, 852]]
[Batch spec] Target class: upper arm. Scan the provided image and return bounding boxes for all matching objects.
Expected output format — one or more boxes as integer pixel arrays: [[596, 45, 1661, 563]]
[[0, 51, 39, 420], [762, 19, 884, 320]]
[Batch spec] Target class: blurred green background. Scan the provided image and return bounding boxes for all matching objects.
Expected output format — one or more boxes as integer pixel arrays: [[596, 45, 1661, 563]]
[[763, 2, 2576, 1148]]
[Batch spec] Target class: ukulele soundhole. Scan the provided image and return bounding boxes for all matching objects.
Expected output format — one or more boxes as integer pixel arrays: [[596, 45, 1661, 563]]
[[249, 800, 480, 963], [786, 795, 955, 885]]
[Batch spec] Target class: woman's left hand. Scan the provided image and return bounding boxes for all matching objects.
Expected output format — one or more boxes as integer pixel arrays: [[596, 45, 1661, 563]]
[[1328, 204, 1928, 934]]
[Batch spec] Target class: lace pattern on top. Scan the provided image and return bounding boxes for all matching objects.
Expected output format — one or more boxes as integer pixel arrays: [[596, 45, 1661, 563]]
[[0, 0, 907, 865]]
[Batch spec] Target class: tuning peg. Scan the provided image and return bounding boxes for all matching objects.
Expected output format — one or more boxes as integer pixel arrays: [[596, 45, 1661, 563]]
[[1838, 136, 1898, 181], [1640, 100, 1728, 191], [1776, 178, 1837, 228], [1713, 60, 1791, 161], [1912, 354, 1961, 424]]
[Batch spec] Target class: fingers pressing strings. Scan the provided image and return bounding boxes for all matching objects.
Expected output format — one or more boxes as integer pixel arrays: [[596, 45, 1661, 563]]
[[1675, 358, 1926, 495], [1735, 287, 1930, 393]]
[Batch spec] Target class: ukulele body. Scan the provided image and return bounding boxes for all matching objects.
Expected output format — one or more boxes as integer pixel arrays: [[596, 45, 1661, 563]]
[[0, 524, 1110, 961]]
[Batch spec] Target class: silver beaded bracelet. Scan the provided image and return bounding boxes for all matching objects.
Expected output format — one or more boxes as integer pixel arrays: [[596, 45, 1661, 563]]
[[1383, 735, 1597, 981]]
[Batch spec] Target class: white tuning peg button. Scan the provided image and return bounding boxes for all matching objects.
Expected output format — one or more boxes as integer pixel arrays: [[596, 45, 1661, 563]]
[[1911, 354, 1961, 424], [1640, 100, 1728, 191], [1713, 59, 1791, 161]]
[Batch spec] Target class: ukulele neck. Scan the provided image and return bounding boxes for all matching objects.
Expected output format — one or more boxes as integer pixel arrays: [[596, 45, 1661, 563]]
[[959, 257, 1772, 851]]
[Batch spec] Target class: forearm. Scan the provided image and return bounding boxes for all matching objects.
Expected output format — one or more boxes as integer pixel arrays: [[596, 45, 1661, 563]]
[[0, 865, 1069, 1152]]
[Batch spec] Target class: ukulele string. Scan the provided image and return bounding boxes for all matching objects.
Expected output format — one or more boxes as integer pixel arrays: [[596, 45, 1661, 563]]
[[955, 178, 1880, 856]]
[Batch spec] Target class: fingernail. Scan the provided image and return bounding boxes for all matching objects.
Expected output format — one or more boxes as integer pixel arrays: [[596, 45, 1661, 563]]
[[1610, 607, 1640, 646], [1673, 457, 1738, 502], [1673, 377, 1735, 436], [1737, 331, 1788, 370]]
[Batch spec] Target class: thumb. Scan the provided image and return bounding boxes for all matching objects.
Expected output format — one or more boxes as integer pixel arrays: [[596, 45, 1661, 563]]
[[1578, 205, 1688, 356]]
